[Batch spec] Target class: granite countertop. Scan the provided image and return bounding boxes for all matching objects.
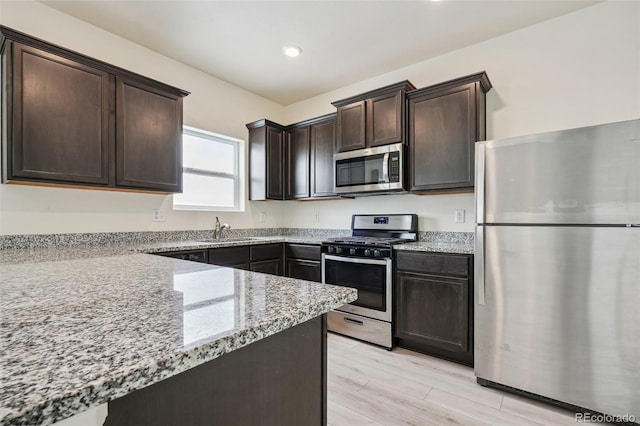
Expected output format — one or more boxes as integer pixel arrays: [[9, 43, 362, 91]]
[[136, 236, 475, 255], [136, 235, 327, 253], [0, 250, 356, 425], [0, 231, 471, 424], [393, 241, 475, 254]]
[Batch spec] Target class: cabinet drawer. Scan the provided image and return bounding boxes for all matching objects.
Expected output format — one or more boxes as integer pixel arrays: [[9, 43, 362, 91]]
[[286, 259, 321, 282], [250, 243, 282, 262], [285, 244, 321, 261], [396, 251, 469, 277], [209, 246, 250, 266], [157, 250, 208, 264], [250, 259, 281, 275]]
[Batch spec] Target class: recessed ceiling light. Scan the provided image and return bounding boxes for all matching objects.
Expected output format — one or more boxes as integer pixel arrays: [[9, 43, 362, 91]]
[[283, 45, 302, 58]]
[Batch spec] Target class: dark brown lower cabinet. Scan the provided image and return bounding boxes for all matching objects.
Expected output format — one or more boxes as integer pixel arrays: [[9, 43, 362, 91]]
[[395, 251, 473, 366], [155, 249, 208, 263], [106, 315, 327, 426], [208, 246, 251, 270], [285, 243, 322, 282], [287, 259, 321, 282], [250, 243, 283, 275], [250, 258, 281, 275]]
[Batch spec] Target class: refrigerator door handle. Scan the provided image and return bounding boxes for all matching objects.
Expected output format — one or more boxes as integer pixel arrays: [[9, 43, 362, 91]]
[[475, 142, 486, 225], [476, 225, 485, 305]]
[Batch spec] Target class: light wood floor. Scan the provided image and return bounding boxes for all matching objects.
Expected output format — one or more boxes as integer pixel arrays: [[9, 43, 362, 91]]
[[327, 333, 606, 426]]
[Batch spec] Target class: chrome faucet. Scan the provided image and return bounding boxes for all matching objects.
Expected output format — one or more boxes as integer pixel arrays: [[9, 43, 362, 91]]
[[214, 216, 231, 240]]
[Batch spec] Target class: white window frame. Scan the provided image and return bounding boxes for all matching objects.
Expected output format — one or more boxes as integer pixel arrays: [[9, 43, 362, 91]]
[[173, 126, 245, 212]]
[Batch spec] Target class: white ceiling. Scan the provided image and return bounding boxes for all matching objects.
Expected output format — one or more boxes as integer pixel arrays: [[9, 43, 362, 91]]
[[40, 0, 600, 106]]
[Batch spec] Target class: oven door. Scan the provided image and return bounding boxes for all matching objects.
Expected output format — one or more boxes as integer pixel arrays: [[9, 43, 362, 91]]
[[321, 254, 392, 322]]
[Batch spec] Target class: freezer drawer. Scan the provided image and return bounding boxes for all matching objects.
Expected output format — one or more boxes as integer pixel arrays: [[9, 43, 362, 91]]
[[475, 225, 640, 418], [327, 311, 392, 349]]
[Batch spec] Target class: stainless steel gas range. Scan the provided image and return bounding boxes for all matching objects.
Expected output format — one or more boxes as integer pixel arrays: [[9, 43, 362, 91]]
[[321, 214, 418, 349]]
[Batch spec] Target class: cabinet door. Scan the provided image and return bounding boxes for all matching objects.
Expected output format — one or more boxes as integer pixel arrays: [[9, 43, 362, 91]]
[[8, 42, 111, 185], [409, 83, 478, 192], [266, 126, 285, 199], [251, 259, 281, 276], [310, 116, 336, 198], [396, 271, 469, 353], [366, 90, 403, 147], [286, 259, 321, 282], [285, 126, 310, 199], [336, 101, 365, 152], [116, 77, 183, 192], [209, 246, 250, 268]]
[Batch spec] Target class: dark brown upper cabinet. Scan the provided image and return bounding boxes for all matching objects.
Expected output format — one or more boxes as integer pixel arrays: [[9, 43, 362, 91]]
[[0, 26, 188, 193], [407, 72, 491, 193], [247, 119, 285, 200], [116, 77, 183, 192], [288, 113, 337, 200], [309, 114, 337, 198], [285, 125, 310, 200], [2, 41, 112, 186], [331, 81, 415, 153], [248, 113, 336, 201], [334, 101, 365, 152]]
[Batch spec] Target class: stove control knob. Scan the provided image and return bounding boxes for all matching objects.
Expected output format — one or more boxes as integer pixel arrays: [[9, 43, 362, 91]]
[[373, 249, 381, 257], [349, 248, 357, 255], [327, 246, 335, 253], [364, 249, 371, 256], [336, 247, 343, 254]]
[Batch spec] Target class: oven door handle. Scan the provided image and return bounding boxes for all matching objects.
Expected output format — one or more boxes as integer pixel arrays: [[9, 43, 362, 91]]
[[323, 254, 389, 266]]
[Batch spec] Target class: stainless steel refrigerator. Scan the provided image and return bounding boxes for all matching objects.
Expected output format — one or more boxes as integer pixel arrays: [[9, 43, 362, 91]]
[[474, 119, 640, 420]]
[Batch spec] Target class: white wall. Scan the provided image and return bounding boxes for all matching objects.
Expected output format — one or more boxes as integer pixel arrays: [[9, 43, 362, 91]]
[[1, 1, 638, 235], [0, 0, 284, 235], [280, 0, 640, 232]]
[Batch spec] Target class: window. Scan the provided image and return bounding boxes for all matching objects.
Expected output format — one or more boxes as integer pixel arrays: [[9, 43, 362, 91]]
[[173, 126, 244, 211]]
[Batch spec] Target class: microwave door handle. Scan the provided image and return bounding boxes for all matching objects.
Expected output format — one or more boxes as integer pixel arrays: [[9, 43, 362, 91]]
[[382, 153, 389, 183]]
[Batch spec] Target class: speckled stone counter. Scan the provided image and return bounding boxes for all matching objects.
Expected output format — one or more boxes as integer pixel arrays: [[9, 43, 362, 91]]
[[136, 235, 328, 254], [0, 252, 356, 425], [394, 231, 474, 254], [393, 241, 475, 254], [0, 236, 327, 266]]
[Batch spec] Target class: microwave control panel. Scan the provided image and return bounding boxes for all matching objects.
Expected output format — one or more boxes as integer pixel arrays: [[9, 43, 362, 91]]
[[389, 152, 400, 182]]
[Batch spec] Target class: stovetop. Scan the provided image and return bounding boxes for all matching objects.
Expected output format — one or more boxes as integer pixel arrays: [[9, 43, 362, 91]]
[[326, 236, 413, 247], [321, 214, 418, 258]]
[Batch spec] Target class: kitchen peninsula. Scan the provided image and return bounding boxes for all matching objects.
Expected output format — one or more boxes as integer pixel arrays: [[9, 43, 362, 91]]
[[0, 244, 356, 426]]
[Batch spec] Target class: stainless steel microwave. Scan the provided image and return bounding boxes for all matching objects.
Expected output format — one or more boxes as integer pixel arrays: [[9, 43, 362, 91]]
[[334, 143, 405, 195]]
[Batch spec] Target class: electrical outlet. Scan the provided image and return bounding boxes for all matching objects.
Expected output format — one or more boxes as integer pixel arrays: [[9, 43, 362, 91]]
[[259, 212, 266, 223], [454, 209, 465, 223], [152, 209, 165, 222], [314, 211, 320, 222]]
